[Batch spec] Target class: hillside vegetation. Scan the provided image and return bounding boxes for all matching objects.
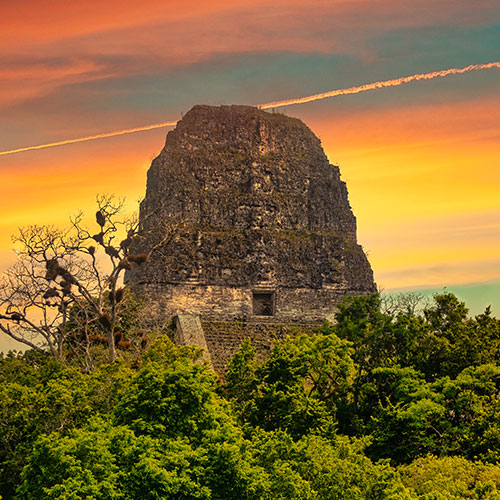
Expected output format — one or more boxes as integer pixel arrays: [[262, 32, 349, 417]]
[[2, 292, 500, 499]]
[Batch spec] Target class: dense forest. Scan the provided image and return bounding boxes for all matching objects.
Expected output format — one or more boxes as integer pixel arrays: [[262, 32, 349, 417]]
[[2, 292, 500, 499]]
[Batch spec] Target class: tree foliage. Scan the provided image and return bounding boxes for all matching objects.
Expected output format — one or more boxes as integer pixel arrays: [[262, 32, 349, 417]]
[[1, 291, 500, 499]]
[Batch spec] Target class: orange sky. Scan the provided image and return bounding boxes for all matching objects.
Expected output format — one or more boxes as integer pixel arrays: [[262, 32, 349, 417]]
[[1, 0, 499, 330]]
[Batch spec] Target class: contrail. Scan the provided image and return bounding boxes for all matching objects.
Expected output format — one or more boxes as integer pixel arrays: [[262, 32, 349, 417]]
[[1, 61, 499, 157], [257, 61, 500, 109], [0, 121, 177, 156]]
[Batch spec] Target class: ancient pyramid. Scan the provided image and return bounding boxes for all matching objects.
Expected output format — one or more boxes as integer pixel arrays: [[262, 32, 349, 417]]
[[126, 105, 376, 324]]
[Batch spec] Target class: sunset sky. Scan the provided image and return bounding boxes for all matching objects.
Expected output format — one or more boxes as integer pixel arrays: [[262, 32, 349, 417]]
[[1, 0, 499, 341]]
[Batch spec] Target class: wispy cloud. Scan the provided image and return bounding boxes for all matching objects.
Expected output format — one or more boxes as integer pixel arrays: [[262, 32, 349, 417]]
[[2, 0, 499, 109], [2, 61, 498, 156], [377, 258, 500, 290]]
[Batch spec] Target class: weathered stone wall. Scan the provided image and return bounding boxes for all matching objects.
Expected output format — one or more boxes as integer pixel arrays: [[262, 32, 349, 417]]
[[126, 104, 376, 323], [201, 320, 323, 374], [135, 283, 354, 323]]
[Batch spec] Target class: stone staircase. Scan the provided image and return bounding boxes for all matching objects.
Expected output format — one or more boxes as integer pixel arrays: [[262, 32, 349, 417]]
[[174, 314, 213, 367]]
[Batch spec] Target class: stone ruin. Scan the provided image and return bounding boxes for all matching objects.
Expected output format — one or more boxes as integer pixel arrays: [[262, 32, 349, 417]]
[[126, 104, 376, 368]]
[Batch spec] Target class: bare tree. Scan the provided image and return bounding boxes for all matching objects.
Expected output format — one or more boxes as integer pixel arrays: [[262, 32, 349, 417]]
[[381, 292, 430, 317], [0, 195, 175, 368]]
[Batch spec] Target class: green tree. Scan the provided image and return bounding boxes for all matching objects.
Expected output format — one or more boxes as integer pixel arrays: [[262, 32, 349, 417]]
[[0, 352, 133, 499], [115, 359, 231, 441], [225, 332, 354, 439], [16, 418, 211, 500], [410, 293, 500, 380], [333, 294, 420, 433], [250, 429, 414, 499], [366, 366, 447, 463], [399, 455, 500, 499], [436, 364, 500, 462]]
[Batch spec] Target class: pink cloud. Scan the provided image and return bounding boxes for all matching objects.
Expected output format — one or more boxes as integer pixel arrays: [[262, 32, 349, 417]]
[[1, 0, 498, 108]]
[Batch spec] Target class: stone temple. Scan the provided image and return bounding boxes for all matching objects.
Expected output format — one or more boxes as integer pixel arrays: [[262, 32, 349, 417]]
[[126, 104, 376, 329]]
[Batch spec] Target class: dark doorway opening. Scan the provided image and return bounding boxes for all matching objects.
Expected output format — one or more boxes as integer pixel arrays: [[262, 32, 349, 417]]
[[252, 291, 274, 316]]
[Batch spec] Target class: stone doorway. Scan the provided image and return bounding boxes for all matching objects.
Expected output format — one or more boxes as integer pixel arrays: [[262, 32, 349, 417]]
[[252, 291, 275, 316]]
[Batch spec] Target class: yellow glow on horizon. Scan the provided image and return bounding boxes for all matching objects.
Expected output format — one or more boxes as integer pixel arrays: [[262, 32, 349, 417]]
[[1, 92, 499, 291], [314, 93, 500, 289]]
